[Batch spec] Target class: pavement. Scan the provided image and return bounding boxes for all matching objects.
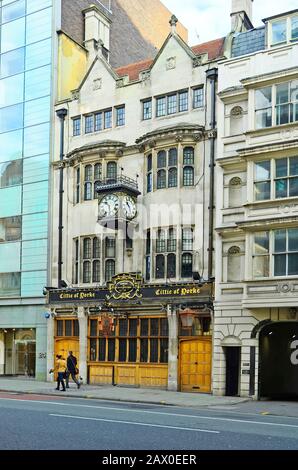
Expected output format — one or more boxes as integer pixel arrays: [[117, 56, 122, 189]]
[[0, 377, 249, 408]]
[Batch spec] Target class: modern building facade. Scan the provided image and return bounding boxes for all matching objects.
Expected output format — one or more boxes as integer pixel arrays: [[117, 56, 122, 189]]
[[47, 16, 225, 391], [214, 2, 298, 398], [0, 0, 182, 380]]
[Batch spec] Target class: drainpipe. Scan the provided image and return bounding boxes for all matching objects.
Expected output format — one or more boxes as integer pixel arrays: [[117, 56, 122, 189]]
[[56, 108, 68, 289], [206, 68, 218, 281]]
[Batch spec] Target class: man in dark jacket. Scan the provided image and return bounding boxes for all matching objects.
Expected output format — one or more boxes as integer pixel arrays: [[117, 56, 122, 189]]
[[65, 351, 80, 389]]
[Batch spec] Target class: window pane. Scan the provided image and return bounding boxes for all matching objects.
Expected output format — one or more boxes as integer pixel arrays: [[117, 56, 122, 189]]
[[105, 238, 115, 258], [274, 254, 287, 276], [274, 230, 286, 253], [275, 179, 288, 198], [156, 254, 165, 278], [194, 87, 204, 108], [179, 91, 188, 112], [150, 339, 158, 363], [168, 148, 177, 166], [0, 129, 23, 163], [128, 339, 137, 362], [116, 106, 125, 126], [98, 338, 106, 361], [147, 173, 152, 193], [25, 65, 51, 100], [90, 338, 97, 361], [276, 103, 291, 125], [256, 108, 272, 128], [129, 319, 137, 337], [24, 96, 50, 127], [157, 151, 166, 168], [160, 318, 169, 336], [65, 320, 72, 337], [83, 238, 91, 259], [288, 253, 298, 275], [253, 255, 269, 278], [255, 182, 271, 201], [84, 182, 92, 200], [272, 20, 287, 44], [182, 253, 193, 277], [92, 260, 100, 283], [183, 147, 194, 165], [254, 232, 269, 254], [26, 8, 52, 45], [276, 158, 288, 177], [140, 339, 148, 362], [255, 87, 272, 109], [183, 167, 194, 186], [73, 320, 79, 336], [182, 228, 193, 251], [0, 73, 24, 108], [90, 319, 97, 337], [290, 157, 298, 176], [26, 38, 51, 70], [1, 48, 24, 78], [107, 162, 117, 180], [1, 17, 25, 53], [83, 261, 91, 283], [289, 229, 298, 252], [167, 253, 176, 278], [289, 177, 298, 197], [73, 117, 81, 136], [255, 160, 270, 181], [85, 115, 93, 134], [157, 170, 166, 189], [292, 16, 298, 40], [119, 319, 128, 337], [140, 319, 149, 336], [2, 0, 25, 23], [57, 320, 63, 337], [94, 112, 102, 132], [150, 319, 159, 336], [143, 100, 152, 120], [156, 96, 166, 117], [168, 168, 177, 188], [0, 103, 23, 133], [26, 0, 52, 14], [108, 339, 115, 362], [104, 109, 112, 129], [276, 83, 289, 105], [118, 339, 127, 362], [167, 94, 177, 114], [160, 338, 168, 363]]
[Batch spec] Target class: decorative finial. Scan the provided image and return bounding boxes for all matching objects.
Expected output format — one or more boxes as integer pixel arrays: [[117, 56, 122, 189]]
[[169, 14, 178, 33]]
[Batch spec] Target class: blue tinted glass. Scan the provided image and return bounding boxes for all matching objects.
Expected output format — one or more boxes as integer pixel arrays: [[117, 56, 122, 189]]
[[1, 48, 25, 78], [22, 180, 48, 214], [25, 65, 51, 100], [23, 154, 49, 184], [24, 123, 49, 157], [22, 212, 48, 240], [0, 186, 22, 217], [26, 8, 52, 45], [24, 96, 50, 127], [26, 0, 52, 14], [0, 159, 22, 188], [22, 239, 47, 270], [274, 230, 287, 253], [25, 39, 51, 70], [0, 129, 23, 163], [1, 17, 25, 53], [0, 73, 24, 108], [2, 0, 25, 23], [0, 242, 21, 272], [0, 103, 23, 132], [21, 270, 46, 297]]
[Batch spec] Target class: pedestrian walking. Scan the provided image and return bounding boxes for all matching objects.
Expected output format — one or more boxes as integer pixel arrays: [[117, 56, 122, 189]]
[[53, 354, 67, 391], [66, 351, 81, 389]]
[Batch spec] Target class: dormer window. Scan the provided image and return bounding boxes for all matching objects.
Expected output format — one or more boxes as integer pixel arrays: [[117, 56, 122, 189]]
[[269, 13, 298, 47]]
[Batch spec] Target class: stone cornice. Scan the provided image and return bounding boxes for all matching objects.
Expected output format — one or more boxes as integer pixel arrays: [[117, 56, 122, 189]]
[[241, 66, 298, 88], [135, 123, 206, 147], [238, 138, 298, 158], [236, 216, 298, 231]]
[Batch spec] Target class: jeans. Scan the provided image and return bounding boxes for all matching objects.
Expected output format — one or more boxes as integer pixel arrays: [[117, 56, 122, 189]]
[[57, 372, 66, 390]]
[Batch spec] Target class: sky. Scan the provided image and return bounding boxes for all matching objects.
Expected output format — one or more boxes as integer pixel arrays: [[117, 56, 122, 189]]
[[162, 0, 298, 45]]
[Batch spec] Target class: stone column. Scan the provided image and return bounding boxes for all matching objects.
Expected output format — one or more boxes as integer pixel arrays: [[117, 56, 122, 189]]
[[78, 306, 88, 384], [0, 332, 5, 375], [46, 316, 55, 382], [167, 305, 179, 391]]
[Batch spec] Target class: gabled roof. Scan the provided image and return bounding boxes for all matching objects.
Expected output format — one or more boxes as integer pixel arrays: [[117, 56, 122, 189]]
[[116, 36, 225, 82]]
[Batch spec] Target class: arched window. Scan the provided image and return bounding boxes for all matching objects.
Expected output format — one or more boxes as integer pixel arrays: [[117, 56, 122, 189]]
[[229, 177, 242, 208], [84, 165, 93, 200], [105, 259, 115, 282], [168, 167, 177, 188], [94, 163, 102, 197], [157, 169, 166, 189], [183, 147, 194, 165], [227, 246, 241, 282], [147, 154, 152, 193], [93, 237, 101, 259], [181, 253, 193, 278], [167, 253, 176, 279], [156, 229, 166, 253], [75, 167, 80, 204], [107, 162, 117, 182], [168, 148, 178, 166], [183, 166, 194, 186], [156, 254, 165, 279], [167, 228, 176, 252], [83, 261, 91, 283]]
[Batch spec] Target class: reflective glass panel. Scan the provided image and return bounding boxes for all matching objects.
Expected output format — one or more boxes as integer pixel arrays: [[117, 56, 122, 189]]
[[255, 161, 270, 181], [0, 272, 21, 297], [26, 0, 52, 14], [276, 158, 288, 177], [289, 228, 298, 252], [292, 16, 298, 40], [1, 47, 24, 78], [1, 17, 25, 53], [274, 230, 287, 253], [23, 154, 49, 184], [0, 103, 23, 132], [290, 156, 298, 175], [24, 96, 50, 127], [0, 186, 21, 217], [254, 232, 269, 254], [24, 123, 49, 157], [0, 242, 20, 272], [0, 159, 22, 188], [21, 270, 46, 297], [25, 65, 51, 100], [26, 8, 52, 45], [22, 212, 47, 240], [0, 216, 21, 242], [0, 129, 23, 162], [274, 254, 287, 276], [22, 239, 47, 270], [272, 20, 287, 44], [22, 180, 48, 214], [0, 73, 24, 108], [25, 38, 51, 70], [2, 0, 25, 23], [255, 87, 272, 109]]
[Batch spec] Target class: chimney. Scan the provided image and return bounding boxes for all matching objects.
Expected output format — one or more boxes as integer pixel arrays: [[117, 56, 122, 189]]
[[83, 4, 112, 63], [231, 0, 254, 31]]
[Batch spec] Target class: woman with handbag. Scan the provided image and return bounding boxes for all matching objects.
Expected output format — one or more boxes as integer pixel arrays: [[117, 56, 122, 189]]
[[54, 355, 67, 391], [66, 351, 81, 389]]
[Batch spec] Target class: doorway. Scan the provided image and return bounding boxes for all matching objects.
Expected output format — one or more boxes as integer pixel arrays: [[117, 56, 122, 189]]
[[179, 338, 212, 393], [14, 341, 36, 377], [225, 347, 240, 396]]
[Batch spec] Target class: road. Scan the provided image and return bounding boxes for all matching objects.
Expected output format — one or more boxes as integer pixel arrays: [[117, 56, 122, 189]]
[[0, 392, 297, 450]]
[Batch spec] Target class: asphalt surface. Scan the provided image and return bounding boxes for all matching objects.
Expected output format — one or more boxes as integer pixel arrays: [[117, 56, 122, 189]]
[[0, 392, 298, 450]]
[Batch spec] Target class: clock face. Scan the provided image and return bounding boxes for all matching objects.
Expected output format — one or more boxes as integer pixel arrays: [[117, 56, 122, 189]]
[[99, 194, 119, 218], [122, 195, 137, 220]]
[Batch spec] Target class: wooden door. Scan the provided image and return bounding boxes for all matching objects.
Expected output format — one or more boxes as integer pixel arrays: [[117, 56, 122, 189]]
[[54, 339, 80, 367], [180, 338, 212, 393]]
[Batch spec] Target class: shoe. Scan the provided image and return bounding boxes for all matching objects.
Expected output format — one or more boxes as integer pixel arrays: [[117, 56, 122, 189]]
[[77, 383, 80, 389], [55, 388, 59, 391], [61, 389, 66, 392]]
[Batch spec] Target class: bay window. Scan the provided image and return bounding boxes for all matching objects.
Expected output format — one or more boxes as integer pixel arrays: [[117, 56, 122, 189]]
[[254, 157, 298, 201]]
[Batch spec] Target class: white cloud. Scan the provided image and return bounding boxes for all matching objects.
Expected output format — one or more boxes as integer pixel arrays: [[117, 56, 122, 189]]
[[162, 0, 298, 44]]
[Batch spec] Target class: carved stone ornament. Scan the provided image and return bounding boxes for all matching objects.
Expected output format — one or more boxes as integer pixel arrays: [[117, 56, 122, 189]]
[[193, 132, 203, 142], [71, 89, 80, 100], [138, 144, 145, 153], [141, 71, 151, 82], [278, 283, 292, 293], [99, 151, 107, 158], [116, 79, 124, 88], [175, 134, 183, 143], [148, 139, 156, 149], [166, 57, 176, 70], [228, 246, 241, 255], [230, 106, 243, 117], [193, 57, 202, 68], [230, 177, 242, 186], [116, 149, 123, 158], [93, 78, 102, 90]]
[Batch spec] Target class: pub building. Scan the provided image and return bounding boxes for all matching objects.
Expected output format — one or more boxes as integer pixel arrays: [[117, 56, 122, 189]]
[[47, 14, 222, 392]]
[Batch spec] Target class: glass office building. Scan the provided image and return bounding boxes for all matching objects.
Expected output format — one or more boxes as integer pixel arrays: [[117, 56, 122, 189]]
[[0, 0, 53, 379]]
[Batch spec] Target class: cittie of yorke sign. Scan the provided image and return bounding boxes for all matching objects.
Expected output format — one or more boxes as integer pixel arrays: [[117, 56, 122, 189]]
[[48, 274, 212, 304]]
